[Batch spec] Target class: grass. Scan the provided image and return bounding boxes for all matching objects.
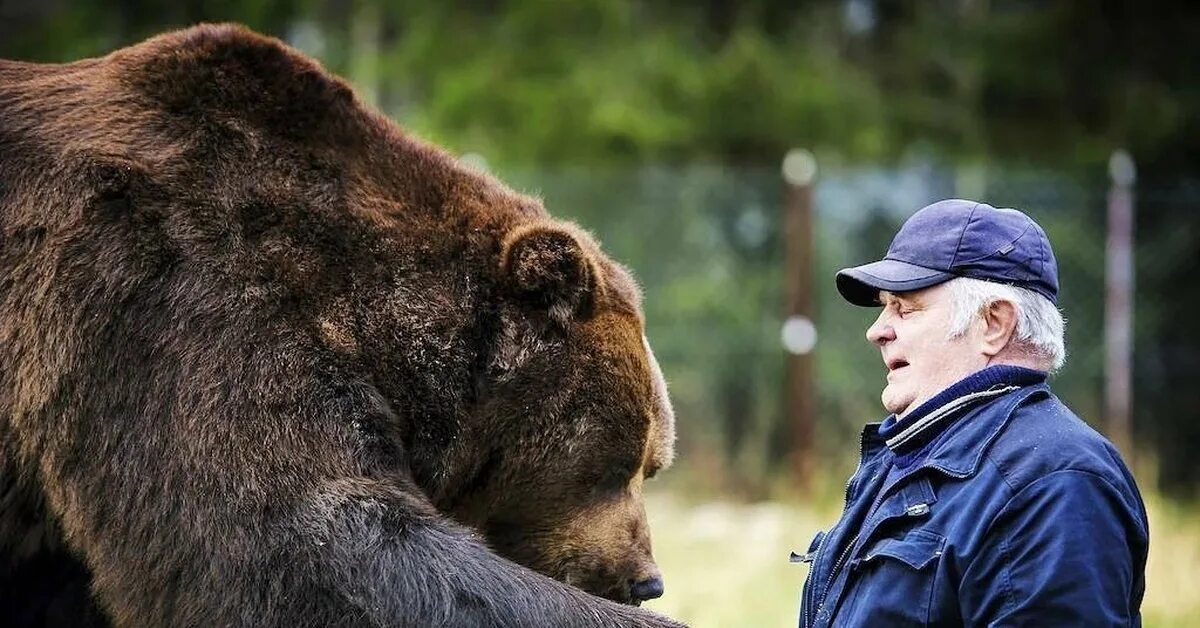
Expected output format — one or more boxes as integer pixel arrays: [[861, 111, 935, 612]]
[[640, 487, 1200, 628]]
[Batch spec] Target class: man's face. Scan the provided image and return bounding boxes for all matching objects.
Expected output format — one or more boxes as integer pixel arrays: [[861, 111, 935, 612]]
[[866, 284, 989, 418]]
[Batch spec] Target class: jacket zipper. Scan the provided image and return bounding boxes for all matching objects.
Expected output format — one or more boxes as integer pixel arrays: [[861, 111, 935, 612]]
[[814, 531, 860, 617], [803, 432, 868, 628]]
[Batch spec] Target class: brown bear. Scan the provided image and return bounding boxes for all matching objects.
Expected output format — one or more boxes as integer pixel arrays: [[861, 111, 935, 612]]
[[0, 23, 682, 627]]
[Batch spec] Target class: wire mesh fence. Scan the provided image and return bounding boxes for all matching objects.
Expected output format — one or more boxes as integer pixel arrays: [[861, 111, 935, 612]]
[[496, 161, 1199, 495]]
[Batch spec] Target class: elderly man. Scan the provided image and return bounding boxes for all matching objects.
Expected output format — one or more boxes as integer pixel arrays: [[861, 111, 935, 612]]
[[797, 200, 1149, 627]]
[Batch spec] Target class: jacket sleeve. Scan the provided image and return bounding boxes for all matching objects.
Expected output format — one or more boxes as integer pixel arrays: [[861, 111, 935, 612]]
[[959, 469, 1148, 627]]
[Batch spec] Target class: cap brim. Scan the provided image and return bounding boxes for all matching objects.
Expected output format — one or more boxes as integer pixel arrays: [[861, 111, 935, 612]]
[[836, 260, 954, 306]]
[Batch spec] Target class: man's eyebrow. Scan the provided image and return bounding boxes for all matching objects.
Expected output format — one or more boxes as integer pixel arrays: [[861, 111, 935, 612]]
[[880, 291, 921, 307]]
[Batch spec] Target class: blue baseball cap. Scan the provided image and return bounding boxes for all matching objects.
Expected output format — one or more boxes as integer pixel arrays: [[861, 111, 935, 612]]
[[836, 199, 1059, 307]]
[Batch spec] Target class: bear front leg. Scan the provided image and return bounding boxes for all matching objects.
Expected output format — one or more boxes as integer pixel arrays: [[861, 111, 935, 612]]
[[288, 481, 686, 628], [55, 469, 682, 627]]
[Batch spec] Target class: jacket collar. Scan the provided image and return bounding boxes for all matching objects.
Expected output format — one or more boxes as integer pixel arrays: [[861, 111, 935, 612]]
[[917, 382, 1050, 478], [877, 365, 1047, 457]]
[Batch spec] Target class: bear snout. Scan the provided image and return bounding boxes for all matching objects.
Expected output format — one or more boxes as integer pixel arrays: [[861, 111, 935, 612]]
[[629, 573, 665, 603]]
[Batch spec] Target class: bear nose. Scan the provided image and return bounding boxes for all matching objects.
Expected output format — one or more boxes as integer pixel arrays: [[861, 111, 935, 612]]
[[629, 576, 665, 602]]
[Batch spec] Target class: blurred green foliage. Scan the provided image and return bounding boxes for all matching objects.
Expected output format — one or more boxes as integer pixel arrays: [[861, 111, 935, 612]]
[[5, 1, 1197, 169]]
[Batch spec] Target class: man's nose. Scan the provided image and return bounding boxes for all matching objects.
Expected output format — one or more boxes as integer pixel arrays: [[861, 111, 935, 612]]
[[866, 311, 895, 345], [630, 575, 665, 602]]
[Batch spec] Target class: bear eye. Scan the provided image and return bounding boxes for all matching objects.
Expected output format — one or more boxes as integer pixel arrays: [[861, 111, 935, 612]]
[[594, 462, 638, 492], [644, 465, 659, 480]]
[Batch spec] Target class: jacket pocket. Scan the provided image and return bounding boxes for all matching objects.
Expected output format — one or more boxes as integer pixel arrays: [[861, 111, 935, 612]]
[[859, 528, 944, 570], [839, 529, 946, 627]]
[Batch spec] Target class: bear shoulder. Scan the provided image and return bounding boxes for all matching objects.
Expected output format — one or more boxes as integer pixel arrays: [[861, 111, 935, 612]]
[[108, 23, 357, 139]]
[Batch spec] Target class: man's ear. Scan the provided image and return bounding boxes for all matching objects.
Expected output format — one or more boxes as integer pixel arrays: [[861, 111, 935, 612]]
[[499, 222, 598, 322], [981, 299, 1019, 357]]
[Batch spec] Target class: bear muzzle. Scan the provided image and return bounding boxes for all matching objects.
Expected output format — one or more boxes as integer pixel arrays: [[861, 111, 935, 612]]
[[629, 573, 665, 604]]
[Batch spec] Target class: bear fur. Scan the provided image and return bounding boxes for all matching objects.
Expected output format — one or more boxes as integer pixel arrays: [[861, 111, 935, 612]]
[[0, 23, 679, 627]]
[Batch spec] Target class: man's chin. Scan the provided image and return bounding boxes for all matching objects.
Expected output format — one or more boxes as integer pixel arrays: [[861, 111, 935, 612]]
[[881, 389, 913, 417]]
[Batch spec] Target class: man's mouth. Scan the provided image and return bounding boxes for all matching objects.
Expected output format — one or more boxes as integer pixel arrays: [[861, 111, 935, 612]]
[[886, 358, 909, 371]]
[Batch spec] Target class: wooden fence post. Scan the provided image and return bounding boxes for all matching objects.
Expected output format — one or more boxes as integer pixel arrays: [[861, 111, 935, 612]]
[[782, 149, 818, 492], [1106, 149, 1136, 460]]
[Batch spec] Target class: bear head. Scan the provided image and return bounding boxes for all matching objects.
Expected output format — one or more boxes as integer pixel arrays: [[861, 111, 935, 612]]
[[447, 220, 677, 603]]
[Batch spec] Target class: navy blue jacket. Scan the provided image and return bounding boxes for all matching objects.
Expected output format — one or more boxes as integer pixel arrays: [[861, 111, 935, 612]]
[[797, 366, 1149, 627]]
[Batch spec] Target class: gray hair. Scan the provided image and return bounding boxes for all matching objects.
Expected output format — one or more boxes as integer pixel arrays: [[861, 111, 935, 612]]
[[944, 277, 1067, 372]]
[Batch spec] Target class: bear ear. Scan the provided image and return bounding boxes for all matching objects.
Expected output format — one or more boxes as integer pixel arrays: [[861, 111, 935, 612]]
[[500, 223, 599, 321]]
